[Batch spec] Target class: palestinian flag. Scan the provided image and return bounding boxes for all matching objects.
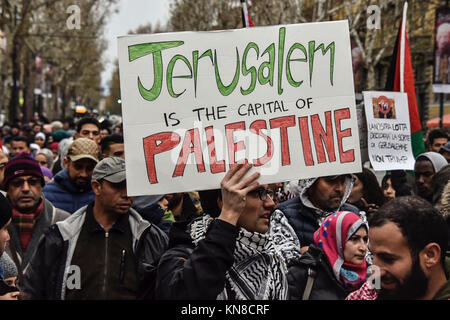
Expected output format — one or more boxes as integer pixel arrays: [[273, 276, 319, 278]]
[[385, 14, 425, 158]]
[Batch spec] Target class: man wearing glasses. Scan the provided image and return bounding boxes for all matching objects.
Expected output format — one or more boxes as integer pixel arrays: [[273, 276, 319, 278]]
[[275, 174, 359, 254], [156, 164, 301, 300], [2, 153, 69, 284]]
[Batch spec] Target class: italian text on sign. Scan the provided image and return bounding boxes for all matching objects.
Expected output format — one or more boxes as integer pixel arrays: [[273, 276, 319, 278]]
[[363, 91, 415, 171]]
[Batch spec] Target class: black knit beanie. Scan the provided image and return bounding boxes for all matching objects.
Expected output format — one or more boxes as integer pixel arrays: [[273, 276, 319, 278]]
[[3, 153, 45, 190]]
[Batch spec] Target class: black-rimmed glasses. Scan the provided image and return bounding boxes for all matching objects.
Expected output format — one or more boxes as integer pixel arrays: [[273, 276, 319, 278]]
[[248, 188, 275, 201]]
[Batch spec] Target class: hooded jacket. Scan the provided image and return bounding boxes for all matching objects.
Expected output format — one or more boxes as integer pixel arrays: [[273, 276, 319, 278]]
[[43, 168, 95, 214], [275, 176, 359, 247], [22, 204, 168, 300], [416, 152, 448, 174]]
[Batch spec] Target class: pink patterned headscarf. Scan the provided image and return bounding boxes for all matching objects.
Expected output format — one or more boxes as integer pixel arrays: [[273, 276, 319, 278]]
[[314, 211, 368, 291]]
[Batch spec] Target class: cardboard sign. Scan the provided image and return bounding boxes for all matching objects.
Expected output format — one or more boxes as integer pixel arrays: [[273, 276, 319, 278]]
[[363, 91, 415, 171], [118, 21, 361, 195]]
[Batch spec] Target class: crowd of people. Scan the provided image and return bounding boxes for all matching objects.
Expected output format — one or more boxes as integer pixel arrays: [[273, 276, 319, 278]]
[[0, 115, 449, 300]]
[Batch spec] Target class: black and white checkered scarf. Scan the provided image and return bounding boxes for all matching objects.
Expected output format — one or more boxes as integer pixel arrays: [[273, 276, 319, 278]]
[[189, 210, 300, 300]]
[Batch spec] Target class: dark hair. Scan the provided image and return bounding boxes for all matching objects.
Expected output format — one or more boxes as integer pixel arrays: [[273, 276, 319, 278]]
[[427, 128, 449, 147], [63, 118, 75, 129], [101, 127, 111, 135], [76, 117, 100, 133], [354, 168, 386, 207], [198, 189, 222, 218], [100, 119, 113, 131], [11, 135, 30, 147], [100, 133, 124, 154], [369, 196, 449, 266], [381, 173, 391, 190]]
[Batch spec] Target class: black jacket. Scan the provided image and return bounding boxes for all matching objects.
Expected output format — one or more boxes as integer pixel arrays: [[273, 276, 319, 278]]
[[22, 204, 168, 300], [155, 218, 239, 299], [287, 244, 349, 300]]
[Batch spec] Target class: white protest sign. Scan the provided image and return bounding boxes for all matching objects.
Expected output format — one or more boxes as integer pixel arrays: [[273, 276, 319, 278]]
[[363, 91, 415, 171], [118, 21, 361, 196]]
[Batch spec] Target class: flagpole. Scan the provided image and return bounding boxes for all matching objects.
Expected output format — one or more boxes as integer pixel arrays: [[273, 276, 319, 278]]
[[241, 0, 250, 28], [400, 2, 408, 93], [439, 0, 449, 128]]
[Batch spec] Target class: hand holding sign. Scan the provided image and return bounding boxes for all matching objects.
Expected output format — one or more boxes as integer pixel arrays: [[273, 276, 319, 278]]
[[219, 163, 260, 226]]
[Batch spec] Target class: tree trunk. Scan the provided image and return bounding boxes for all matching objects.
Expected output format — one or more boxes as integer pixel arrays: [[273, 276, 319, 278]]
[[9, 39, 20, 122], [366, 63, 376, 91]]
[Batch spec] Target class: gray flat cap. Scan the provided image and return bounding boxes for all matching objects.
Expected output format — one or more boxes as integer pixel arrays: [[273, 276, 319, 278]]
[[92, 156, 126, 183]]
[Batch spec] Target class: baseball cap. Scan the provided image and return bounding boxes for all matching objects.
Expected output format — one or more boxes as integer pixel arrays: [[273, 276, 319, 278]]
[[67, 138, 99, 163], [92, 157, 126, 183]]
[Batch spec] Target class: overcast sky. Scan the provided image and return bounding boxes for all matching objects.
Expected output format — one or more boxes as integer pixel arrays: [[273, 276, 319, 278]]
[[101, 0, 170, 93]]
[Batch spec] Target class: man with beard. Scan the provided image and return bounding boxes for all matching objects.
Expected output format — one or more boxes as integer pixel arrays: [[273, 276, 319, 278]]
[[346, 196, 450, 300], [414, 152, 448, 203], [275, 175, 359, 253], [43, 138, 99, 214]]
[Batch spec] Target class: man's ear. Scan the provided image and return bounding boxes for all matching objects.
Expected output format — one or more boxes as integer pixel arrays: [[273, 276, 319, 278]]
[[217, 197, 223, 210], [91, 180, 101, 196], [63, 157, 69, 168], [420, 243, 442, 270]]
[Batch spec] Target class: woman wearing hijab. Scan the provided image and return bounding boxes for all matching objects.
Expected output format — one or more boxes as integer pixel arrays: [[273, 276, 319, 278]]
[[288, 211, 368, 300], [34, 132, 46, 149]]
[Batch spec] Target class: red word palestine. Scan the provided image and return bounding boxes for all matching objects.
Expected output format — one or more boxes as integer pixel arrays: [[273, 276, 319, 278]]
[[143, 108, 354, 184]]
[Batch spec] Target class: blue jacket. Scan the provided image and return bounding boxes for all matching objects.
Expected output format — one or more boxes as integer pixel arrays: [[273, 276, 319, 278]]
[[43, 169, 95, 214]]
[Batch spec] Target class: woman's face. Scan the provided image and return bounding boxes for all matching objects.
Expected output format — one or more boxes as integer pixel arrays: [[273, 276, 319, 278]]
[[35, 154, 48, 168], [347, 175, 364, 204], [34, 137, 45, 148], [343, 227, 368, 265], [51, 148, 58, 159], [100, 129, 109, 140], [383, 178, 396, 200]]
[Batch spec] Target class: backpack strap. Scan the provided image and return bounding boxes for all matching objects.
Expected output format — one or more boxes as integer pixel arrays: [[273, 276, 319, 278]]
[[302, 267, 317, 300]]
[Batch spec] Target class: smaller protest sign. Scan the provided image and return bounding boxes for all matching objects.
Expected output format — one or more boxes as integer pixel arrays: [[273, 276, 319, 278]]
[[363, 91, 415, 171]]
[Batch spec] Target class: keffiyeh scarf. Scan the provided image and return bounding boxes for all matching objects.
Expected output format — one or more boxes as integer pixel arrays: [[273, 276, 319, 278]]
[[189, 210, 300, 300]]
